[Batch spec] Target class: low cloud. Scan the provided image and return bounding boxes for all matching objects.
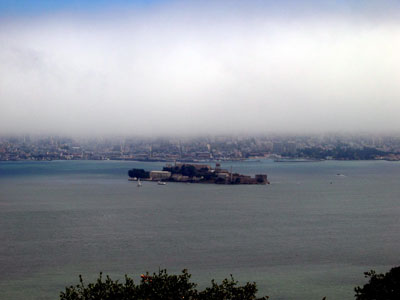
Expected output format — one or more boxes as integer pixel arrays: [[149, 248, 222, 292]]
[[1, 1, 400, 136]]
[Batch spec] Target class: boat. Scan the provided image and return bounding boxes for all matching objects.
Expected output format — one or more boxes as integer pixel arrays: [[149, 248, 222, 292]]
[[157, 181, 167, 185], [137, 179, 142, 187]]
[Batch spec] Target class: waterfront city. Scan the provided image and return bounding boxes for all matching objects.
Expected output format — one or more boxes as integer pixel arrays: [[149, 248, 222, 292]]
[[1, 134, 400, 162]]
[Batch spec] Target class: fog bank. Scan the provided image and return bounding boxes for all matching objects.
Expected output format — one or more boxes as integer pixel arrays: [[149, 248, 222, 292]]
[[1, 1, 400, 136]]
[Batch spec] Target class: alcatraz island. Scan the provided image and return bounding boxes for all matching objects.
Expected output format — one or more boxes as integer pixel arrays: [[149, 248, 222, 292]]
[[128, 163, 269, 185]]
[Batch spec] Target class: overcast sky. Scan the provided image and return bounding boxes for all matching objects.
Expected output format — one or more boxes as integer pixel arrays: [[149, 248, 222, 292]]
[[1, 0, 399, 136]]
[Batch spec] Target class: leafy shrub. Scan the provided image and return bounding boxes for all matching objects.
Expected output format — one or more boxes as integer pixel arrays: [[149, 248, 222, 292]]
[[355, 266, 400, 300], [60, 269, 268, 300]]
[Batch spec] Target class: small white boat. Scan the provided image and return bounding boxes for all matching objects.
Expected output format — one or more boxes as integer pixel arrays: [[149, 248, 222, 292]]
[[137, 179, 142, 187], [157, 181, 167, 185]]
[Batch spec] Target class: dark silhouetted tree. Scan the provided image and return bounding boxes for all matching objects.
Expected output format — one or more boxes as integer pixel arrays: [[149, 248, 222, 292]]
[[355, 266, 400, 300], [60, 269, 268, 300], [128, 168, 149, 179]]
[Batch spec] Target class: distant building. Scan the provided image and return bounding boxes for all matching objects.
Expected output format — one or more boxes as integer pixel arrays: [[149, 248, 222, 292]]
[[264, 141, 273, 152], [285, 142, 297, 154], [272, 142, 284, 154], [150, 171, 171, 180], [196, 152, 211, 159], [216, 171, 230, 180], [171, 174, 190, 182]]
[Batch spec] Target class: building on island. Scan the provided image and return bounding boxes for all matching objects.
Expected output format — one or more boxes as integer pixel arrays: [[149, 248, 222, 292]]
[[149, 171, 171, 181], [128, 163, 269, 184]]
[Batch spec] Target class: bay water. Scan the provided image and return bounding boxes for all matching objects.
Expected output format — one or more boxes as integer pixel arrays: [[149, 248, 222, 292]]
[[0, 160, 399, 299]]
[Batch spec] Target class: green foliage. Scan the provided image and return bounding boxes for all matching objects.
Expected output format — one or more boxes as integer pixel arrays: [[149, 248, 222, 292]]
[[355, 266, 400, 300], [180, 165, 196, 177], [128, 168, 149, 179], [295, 146, 386, 160], [60, 269, 268, 300], [163, 166, 180, 174], [202, 172, 216, 181], [60, 273, 137, 300], [163, 165, 197, 177], [198, 276, 268, 300]]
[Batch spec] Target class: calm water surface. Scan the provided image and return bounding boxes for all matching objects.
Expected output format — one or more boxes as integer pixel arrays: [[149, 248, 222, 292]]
[[0, 160, 399, 300]]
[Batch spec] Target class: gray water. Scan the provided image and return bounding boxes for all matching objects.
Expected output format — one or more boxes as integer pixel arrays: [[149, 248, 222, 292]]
[[0, 160, 399, 300]]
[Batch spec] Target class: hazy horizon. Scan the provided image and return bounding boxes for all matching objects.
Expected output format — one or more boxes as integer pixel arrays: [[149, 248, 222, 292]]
[[1, 0, 400, 136], [2, 130, 400, 142]]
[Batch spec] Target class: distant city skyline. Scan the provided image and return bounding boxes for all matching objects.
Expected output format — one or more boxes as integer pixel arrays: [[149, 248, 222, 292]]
[[1, 0, 400, 136], [2, 133, 400, 162]]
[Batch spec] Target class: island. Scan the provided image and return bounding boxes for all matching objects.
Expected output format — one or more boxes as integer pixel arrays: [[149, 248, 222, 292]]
[[128, 163, 269, 185]]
